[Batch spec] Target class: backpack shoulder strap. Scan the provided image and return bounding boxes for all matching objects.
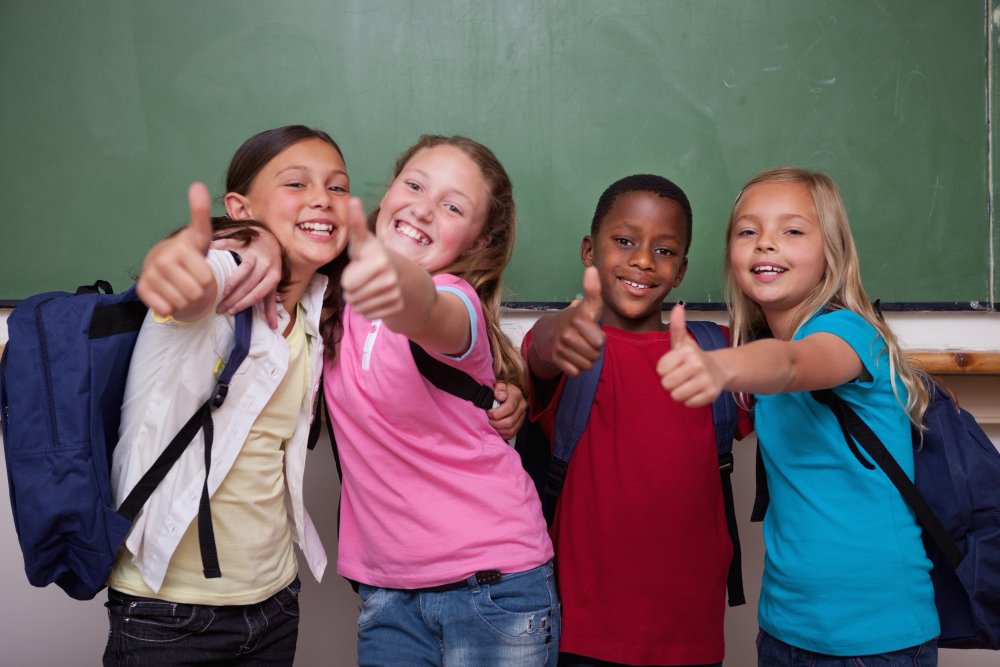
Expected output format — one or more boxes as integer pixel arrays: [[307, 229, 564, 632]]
[[684, 319, 745, 606], [811, 387, 962, 568], [116, 305, 253, 579], [409, 341, 496, 409], [536, 348, 604, 525]]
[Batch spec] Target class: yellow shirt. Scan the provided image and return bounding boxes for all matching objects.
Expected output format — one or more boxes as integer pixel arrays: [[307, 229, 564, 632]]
[[110, 306, 310, 604]]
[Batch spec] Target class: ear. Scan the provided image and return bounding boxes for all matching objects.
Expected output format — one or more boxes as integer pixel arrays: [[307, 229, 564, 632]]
[[580, 236, 595, 267], [673, 257, 689, 287], [224, 192, 253, 221]]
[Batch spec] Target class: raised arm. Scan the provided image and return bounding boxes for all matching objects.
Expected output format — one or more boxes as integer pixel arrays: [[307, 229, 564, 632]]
[[340, 201, 473, 356], [656, 304, 864, 407], [526, 266, 606, 380]]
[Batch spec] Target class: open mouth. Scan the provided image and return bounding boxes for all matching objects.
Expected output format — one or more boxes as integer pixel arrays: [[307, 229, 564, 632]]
[[297, 221, 335, 236], [751, 264, 786, 276], [394, 220, 431, 245], [621, 277, 652, 290]]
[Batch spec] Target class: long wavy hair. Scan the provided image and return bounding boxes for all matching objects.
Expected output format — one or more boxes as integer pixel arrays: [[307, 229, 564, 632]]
[[723, 167, 928, 427], [351, 134, 524, 389]]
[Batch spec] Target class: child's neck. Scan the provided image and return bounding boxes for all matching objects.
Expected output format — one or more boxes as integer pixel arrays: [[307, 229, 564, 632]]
[[600, 312, 667, 333]]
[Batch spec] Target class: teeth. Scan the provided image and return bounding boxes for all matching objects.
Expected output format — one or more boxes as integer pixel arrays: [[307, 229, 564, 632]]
[[622, 279, 650, 289], [395, 221, 430, 245], [299, 222, 333, 235], [752, 265, 784, 274]]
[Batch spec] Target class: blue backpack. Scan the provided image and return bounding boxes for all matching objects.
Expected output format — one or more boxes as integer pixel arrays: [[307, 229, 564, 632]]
[[0, 280, 251, 600], [752, 380, 1000, 649], [515, 320, 745, 606]]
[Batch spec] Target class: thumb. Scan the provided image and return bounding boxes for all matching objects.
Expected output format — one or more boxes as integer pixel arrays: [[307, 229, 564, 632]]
[[669, 303, 690, 349], [186, 182, 214, 252], [346, 197, 373, 259], [580, 265, 603, 322]]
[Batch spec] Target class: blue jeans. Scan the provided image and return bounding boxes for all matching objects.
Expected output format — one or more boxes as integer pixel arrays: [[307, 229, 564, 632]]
[[756, 629, 937, 667], [102, 578, 301, 666], [357, 561, 560, 666]]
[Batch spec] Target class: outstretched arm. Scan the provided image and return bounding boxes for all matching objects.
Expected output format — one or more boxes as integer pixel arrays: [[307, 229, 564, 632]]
[[340, 203, 473, 356], [656, 304, 864, 407], [136, 183, 218, 321], [212, 229, 282, 330], [526, 266, 606, 380]]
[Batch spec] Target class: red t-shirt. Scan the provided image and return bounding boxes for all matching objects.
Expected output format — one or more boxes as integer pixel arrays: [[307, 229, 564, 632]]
[[525, 325, 751, 665]]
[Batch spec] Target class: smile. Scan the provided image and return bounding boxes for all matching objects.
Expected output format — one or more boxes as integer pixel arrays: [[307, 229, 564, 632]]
[[297, 221, 334, 236], [394, 220, 431, 245], [751, 264, 786, 275], [621, 278, 651, 289]]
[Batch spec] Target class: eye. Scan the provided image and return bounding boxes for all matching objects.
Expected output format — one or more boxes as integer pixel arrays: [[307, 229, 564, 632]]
[[328, 184, 349, 194], [405, 180, 422, 192], [654, 246, 675, 257], [444, 203, 463, 215], [613, 236, 633, 248], [785, 228, 805, 236], [735, 227, 756, 238], [286, 181, 306, 189]]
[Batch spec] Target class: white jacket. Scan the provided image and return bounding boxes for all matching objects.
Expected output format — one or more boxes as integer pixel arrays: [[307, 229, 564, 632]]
[[110, 250, 328, 592]]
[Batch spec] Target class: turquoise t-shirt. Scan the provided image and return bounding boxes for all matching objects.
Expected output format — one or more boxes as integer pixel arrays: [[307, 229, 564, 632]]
[[755, 309, 939, 655]]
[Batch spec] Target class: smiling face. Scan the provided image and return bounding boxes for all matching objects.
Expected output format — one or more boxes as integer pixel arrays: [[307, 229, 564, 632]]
[[728, 180, 827, 336], [374, 144, 490, 274], [582, 190, 689, 332], [225, 137, 350, 286]]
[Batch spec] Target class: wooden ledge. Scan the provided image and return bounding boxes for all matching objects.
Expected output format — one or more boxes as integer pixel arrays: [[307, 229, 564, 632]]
[[907, 351, 1000, 375]]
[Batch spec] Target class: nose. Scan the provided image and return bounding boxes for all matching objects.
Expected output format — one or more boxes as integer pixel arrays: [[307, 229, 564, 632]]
[[308, 187, 333, 210], [755, 230, 777, 252], [630, 244, 655, 269], [410, 196, 432, 222]]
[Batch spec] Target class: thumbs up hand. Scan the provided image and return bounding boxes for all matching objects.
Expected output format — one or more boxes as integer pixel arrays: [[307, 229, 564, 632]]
[[340, 199, 405, 320], [137, 182, 219, 319], [532, 266, 607, 377], [656, 304, 725, 407]]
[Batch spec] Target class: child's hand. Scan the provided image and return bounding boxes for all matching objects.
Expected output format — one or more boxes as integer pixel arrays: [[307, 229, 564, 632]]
[[212, 229, 282, 330], [136, 183, 216, 319], [538, 266, 606, 376], [656, 304, 725, 407], [341, 199, 405, 320], [488, 381, 527, 440]]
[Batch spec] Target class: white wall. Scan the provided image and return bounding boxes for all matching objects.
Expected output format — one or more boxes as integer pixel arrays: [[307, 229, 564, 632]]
[[1, 309, 998, 666]]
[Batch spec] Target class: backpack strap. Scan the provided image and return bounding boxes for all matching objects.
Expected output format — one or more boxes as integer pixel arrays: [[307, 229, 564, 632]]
[[686, 320, 745, 607], [811, 387, 963, 569], [539, 349, 605, 525], [409, 341, 496, 409], [116, 305, 253, 579]]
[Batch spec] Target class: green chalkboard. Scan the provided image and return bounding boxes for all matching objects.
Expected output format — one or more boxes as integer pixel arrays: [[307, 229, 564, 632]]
[[0, 0, 994, 308]]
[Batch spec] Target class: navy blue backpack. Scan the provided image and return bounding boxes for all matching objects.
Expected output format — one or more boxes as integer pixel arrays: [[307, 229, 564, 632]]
[[515, 320, 746, 606], [752, 379, 1000, 649], [0, 280, 251, 600]]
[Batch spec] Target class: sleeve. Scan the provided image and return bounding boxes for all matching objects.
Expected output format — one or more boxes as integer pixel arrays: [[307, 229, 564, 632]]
[[800, 309, 886, 390], [424, 274, 494, 380]]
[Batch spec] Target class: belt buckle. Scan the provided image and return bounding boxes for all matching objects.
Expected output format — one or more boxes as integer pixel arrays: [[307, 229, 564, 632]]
[[474, 569, 502, 585]]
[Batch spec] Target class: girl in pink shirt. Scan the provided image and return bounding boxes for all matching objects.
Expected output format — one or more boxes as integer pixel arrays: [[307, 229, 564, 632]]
[[324, 135, 558, 666]]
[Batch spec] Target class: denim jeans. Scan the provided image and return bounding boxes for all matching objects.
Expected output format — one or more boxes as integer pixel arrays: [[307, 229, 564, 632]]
[[357, 561, 560, 666], [102, 578, 301, 666], [756, 629, 938, 667]]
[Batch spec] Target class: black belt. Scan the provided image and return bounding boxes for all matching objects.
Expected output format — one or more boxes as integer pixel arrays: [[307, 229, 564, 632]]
[[416, 569, 503, 592]]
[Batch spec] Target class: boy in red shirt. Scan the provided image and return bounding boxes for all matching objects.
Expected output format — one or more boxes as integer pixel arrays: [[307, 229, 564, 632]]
[[523, 175, 751, 667]]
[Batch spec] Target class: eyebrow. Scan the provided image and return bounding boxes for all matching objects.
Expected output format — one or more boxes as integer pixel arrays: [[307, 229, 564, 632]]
[[276, 165, 348, 178]]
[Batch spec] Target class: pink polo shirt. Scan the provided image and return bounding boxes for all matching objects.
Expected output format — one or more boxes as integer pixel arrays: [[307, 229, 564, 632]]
[[324, 274, 552, 589]]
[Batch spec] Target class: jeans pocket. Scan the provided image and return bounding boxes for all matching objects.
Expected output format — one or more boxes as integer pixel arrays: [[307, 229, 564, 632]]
[[473, 564, 556, 640], [117, 599, 214, 643], [357, 585, 392, 627], [272, 578, 302, 619]]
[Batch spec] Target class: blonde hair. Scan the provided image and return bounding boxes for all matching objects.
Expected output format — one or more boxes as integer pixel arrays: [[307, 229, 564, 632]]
[[367, 135, 525, 391], [723, 167, 928, 427]]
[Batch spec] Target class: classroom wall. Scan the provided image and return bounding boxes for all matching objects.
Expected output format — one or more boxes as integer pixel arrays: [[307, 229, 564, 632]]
[[1, 309, 998, 666]]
